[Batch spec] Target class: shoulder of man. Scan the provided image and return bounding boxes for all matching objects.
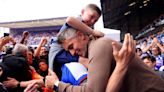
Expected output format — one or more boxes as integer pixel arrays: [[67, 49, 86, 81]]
[[88, 37, 117, 58], [89, 37, 116, 47]]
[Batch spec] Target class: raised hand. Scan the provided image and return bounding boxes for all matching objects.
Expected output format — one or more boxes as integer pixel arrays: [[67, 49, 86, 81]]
[[112, 33, 135, 69], [22, 31, 29, 38], [40, 37, 48, 46], [153, 37, 159, 44], [106, 33, 136, 92]]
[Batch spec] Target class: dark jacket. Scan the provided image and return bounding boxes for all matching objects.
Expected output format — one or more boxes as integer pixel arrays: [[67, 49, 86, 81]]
[[0, 54, 32, 92]]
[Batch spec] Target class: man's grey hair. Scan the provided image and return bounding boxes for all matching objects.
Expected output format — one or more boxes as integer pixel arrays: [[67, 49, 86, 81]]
[[57, 28, 77, 44], [12, 43, 28, 55]]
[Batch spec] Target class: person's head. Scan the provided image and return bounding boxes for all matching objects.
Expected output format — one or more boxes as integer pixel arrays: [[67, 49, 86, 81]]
[[81, 4, 101, 26], [27, 46, 34, 65], [39, 46, 49, 60], [38, 59, 48, 72], [142, 39, 147, 46], [136, 48, 142, 57], [142, 55, 156, 70], [40, 46, 47, 56], [151, 46, 160, 56], [57, 28, 89, 56], [12, 44, 28, 58]]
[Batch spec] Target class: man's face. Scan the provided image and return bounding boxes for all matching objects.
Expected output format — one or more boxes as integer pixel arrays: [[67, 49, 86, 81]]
[[40, 47, 47, 56], [151, 47, 159, 56], [27, 51, 33, 65], [81, 9, 100, 26], [39, 62, 48, 71], [62, 35, 87, 56], [143, 58, 155, 70]]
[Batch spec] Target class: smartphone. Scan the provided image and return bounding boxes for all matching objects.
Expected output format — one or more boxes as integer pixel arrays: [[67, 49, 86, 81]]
[[4, 33, 9, 37]]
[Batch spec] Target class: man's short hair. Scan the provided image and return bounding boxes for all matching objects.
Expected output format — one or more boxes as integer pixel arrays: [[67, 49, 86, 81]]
[[85, 4, 101, 16], [142, 55, 156, 63], [57, 28, 77, 44]]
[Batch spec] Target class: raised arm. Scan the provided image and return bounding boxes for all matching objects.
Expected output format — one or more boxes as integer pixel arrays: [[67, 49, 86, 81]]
[[106, 33, 135, 92], [20, 31, 29, 45], [34, 37, 47, 57], [142, 42, 154, 53]]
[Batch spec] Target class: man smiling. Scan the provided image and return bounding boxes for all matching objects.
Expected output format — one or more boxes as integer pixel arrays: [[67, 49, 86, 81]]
[[46, 28, 164, 92]]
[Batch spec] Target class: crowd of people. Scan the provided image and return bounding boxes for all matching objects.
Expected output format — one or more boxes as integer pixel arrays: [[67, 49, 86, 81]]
[[136, 29, 164, 71], [13, 31, 57, 46], [0, 3, 163, 92]]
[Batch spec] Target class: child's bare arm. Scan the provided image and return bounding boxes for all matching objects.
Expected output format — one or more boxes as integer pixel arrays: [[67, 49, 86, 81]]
[[66, 16, 104, 37]]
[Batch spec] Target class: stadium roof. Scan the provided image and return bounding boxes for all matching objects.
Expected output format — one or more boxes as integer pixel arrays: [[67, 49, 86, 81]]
[[100, 0, 164, 39], [0, 17, 66, 29]]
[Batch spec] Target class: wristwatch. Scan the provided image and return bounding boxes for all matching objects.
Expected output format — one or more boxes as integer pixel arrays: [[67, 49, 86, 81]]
[[53, 80, 59, 92]]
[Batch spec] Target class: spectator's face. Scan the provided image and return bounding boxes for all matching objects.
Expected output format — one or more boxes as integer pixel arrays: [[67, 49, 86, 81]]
[[27, 52, 33, 65], [24, 50, 28, 59], [136, 49, 142, 57], [39, 62, 48, 71], [143, 58, 155, 70], [62, 32, 88, 56], [151, 47, 159, 56], [40, 47, 47, 56], [81, 9, 100, 26], [157, 32, 161, 35], [143, 41, 147, 46]]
